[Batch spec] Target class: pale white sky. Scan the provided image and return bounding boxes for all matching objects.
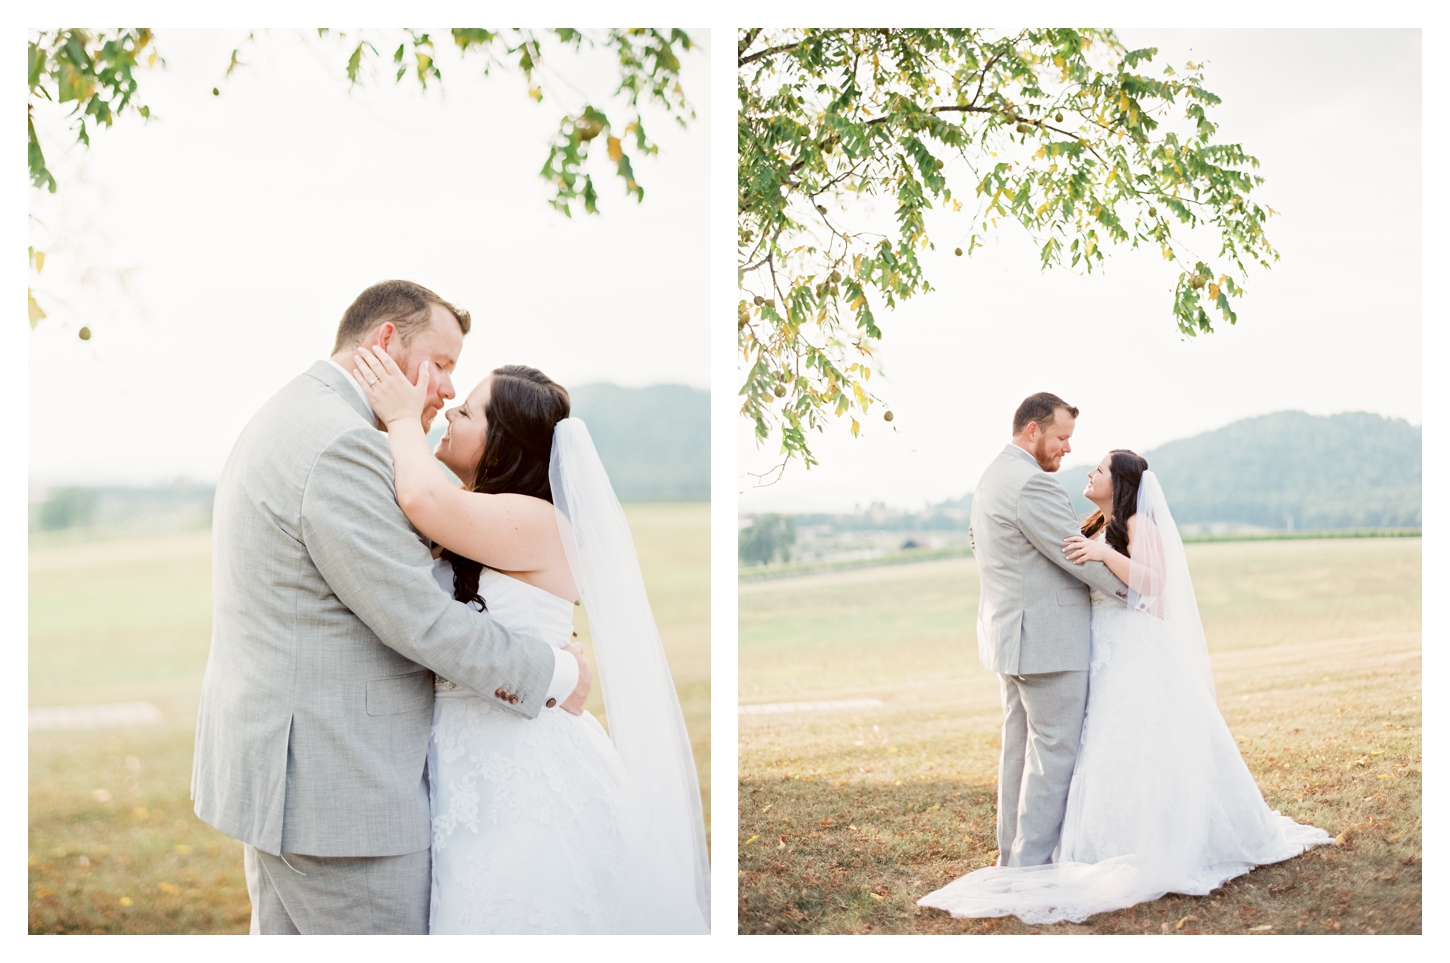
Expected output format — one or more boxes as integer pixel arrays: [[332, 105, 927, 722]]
[[739, 28, 1423, 513], [28, 28, 710, 485]]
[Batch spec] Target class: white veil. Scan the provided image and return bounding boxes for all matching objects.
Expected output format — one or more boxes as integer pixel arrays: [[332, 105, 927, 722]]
[[1126, 470, 1216, 699], [549, 417, 710, 933]]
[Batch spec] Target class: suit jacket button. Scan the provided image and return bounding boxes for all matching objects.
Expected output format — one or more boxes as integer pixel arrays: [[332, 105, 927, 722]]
[[509, 695, 519, 704], [545, 698, 557, 708], [494, 688, 505, 698]]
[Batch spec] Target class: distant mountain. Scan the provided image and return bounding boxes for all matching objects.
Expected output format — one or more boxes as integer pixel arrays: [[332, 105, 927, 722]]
[[759, 410, 1420, 534], [569, 383, 708, 502], [1060, 411, 1420, 530]]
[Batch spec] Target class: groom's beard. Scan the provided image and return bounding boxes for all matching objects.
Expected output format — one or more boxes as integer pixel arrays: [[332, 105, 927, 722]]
[[1034, 435, 1063, 472]]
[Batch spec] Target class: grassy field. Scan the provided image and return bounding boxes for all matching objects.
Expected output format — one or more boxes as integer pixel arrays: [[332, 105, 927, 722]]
[[29, 502, 709, 935], [739, 537, 1421, 935]]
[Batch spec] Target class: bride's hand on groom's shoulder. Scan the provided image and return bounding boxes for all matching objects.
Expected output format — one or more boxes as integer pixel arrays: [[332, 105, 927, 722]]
[[355, 346, 429, 429], [1063, 534, 1107, 565]]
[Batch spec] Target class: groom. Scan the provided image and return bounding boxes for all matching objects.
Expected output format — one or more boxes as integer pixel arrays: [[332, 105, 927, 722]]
[[969, 392, 1127, 867], [191, 280, 592, 934]]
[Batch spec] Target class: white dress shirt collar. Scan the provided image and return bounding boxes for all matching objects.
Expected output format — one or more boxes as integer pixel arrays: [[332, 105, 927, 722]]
[[324, 357, 376, 419]]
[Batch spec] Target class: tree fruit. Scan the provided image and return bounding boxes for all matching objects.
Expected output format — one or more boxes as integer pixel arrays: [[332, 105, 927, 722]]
[[883, 410, 894, 422], [1054, 112, 1064, 122], [1148, 206, 1157, 218], [933, 158, 944, 170], [817, 204, 827, 215], [829, 270, 841, 283], [954, 247, 963, 256], [774, 385, 787, 397], [78, 326, 92, 340], [754, 295, 764, 306], [1016, 122, 1032, 134]]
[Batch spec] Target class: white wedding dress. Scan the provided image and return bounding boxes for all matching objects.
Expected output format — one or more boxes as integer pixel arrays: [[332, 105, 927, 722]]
[[425, 418, 709, 934], [919, 472, 1331, 924]]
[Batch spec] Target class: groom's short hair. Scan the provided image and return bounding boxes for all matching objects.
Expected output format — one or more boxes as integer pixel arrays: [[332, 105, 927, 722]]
[[1013, 392, 1078, 435], [331, 280, 472, 354]]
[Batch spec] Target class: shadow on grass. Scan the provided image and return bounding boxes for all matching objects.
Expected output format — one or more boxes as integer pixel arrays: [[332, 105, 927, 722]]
[[738, 776, 1420, 935]]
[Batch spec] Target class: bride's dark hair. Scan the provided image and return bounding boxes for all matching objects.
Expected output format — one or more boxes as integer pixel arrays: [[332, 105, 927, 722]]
[[444, 364, 571, 608], [1080, 449, 1149, 556]]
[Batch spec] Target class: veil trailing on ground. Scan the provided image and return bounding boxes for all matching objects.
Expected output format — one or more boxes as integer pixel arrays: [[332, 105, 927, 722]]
[[549, 417, 710, 933], [1126, 470, 1217, 700]]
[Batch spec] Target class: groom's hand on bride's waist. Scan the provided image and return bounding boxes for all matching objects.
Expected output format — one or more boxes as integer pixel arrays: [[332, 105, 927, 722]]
[[561, 642, 592, 715]]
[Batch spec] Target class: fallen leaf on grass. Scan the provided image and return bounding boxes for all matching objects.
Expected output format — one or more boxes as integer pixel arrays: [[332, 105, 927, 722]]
[[119, 897, 133, 907], [869, 892, 884, 901], [1248, 924, 1274, 932], [744, 836, 759, 846], [158, 882, 180, 895], [1175, 914, 1196, 929]]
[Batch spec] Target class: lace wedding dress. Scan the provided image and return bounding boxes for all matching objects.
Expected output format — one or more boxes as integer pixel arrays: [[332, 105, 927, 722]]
[[427, 562, 703, 933], [919, 473, 1331, 924]]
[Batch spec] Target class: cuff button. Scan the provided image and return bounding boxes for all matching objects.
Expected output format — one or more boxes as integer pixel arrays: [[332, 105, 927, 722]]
[[546, 698, 557, 708]]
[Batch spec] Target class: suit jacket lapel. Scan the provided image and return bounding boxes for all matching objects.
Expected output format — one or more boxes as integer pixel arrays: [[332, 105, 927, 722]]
[[306, 360, 374, 426]]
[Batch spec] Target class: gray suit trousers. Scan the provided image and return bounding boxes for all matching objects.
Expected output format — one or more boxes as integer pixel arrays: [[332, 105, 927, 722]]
[[996, 670, 1088, 867], [244, 845, 429, 934]]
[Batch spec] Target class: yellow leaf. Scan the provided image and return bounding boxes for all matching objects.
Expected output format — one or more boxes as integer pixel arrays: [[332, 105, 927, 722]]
[[850, 418, 860, 437], [606, 136, 622, 163], [33, 250, 45, 272], [1208, 283, 1220, 300], [849, 295, 866, 311], [744, 835, 759, 846], [1176, 914, 1196, 929], [119, 897, 133, 907], [869, 892, 884, 900], [158, 882, 180, 895], [28, 290, 46, 328], [1033, 147, 1046, 160], [528, 85, 542, 102]]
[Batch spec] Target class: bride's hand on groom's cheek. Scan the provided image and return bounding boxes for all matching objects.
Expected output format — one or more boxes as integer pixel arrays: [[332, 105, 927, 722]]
[[354, 346, 430, 428]]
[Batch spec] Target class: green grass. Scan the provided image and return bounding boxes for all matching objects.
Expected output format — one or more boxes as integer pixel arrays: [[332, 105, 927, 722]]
[[739, 537, 1421, 934], [29, 502, 709, 935]]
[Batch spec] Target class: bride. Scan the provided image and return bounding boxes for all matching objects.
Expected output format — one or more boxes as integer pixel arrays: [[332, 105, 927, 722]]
[[919, 450, 1331, 925], [352, 346, 709, 934]]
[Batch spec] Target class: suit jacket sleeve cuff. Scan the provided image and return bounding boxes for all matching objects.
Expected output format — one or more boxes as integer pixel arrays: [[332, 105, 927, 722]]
[[545, 648, 579, 704]]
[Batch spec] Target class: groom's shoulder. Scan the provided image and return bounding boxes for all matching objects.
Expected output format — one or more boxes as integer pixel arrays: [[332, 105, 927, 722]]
[[237, 368, 381, 469], [979, 446, 1035, 490]]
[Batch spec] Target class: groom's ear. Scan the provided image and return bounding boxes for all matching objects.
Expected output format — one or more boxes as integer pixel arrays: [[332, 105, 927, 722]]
[[374, 322, 397, 353]]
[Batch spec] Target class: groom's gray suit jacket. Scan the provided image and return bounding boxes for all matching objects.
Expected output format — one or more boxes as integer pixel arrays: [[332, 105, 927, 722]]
[[192, 361, 557, 858], [970, 445, 1128, 676]]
